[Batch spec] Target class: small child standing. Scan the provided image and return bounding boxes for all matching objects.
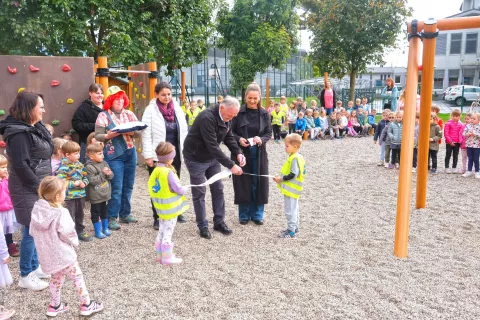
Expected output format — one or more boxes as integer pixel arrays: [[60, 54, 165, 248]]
[[361, 97, 371, 113], [0, 216, 15, 319], [374, 110, 390, 166], [444, 109, 463, 173], [459, 113, 472, 174], [267, 100, 275, 115], [271, 103, 285, 143], [56, 141, 92, 242], [149, 142, 189, 265], [462, 113, 480, 178], [273, 134, 306, 238], [85, 143, 114, 239], [287, 102, 298, 134], [0, 156, 19, 257], [412, 112, 420, 172], [428, 113, 443, 174], [30, 177, 103, 317], [279, 96, 289, 114], [388, 111, 403, 169], [51, 138, 66, 175], [345, 101, 354, 114]]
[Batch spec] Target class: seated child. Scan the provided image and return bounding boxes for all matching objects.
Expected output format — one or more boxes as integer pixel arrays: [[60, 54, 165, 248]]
[[295, 112, 307, 136], [304, 109, 318, 140], [328, 112, 340, 139]]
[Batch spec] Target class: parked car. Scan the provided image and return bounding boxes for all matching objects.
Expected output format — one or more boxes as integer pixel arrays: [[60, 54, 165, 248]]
[[442, 86, 455, 100], [444, 85, 480, 106], [171, 84, 195, 95]]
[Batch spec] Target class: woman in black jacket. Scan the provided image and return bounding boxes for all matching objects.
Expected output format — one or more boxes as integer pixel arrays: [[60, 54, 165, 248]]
[[231, 83, 272, 225], [0, 91, 53, 291], [72, 83, 104, 163]]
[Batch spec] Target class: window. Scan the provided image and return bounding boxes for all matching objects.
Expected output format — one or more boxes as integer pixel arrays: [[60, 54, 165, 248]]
[[463, 69, 475, 85], [395, 75, 401, 84], [450, 33, 462, 54], [433, 70, 445, 89], [465, 33, 478, 54], [197, 63, 205, 87], [448, 69, 459, 86], [436, 34, 447, 55]]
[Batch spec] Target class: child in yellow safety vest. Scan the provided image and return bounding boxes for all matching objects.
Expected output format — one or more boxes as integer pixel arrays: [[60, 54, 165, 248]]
[[148, 142, 189, 265], [271, 102, 285, 143], [196, 99, 206, 111], [186, 101, 200, 130], [273, 134, 306, 238]]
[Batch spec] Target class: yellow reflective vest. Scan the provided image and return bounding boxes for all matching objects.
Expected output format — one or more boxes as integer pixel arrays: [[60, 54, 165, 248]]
[[186, 107, 201, 126], [278, 153, 305, 199], [271, 110, 285, 126], [148, 166, 189, 220]]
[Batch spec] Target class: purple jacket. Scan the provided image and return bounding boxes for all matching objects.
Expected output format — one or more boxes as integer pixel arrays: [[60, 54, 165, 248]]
[[444, 119, 463, 144]]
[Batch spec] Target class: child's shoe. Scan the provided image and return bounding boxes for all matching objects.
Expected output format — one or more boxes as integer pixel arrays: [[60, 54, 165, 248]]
[[0, 306, 15, 320], [78, 232, 93, 242], [46, 302, 68, 317], [279, 230, 296, 238], [108, 219, 121, 230], [462, 171, 473, 177], [155, 240, 162, 263], [7, 243, 19, 257], [475, 172, 480, 179], [388, 163, 395, 169], [161, 243, 182, 265], [79, 300, 104, 316], [430, 168, 438, 174], [395, 163, 400, 169], [445, 168, 452, 174], [101, 219, 111, 236], [93, 222, 106, 239]]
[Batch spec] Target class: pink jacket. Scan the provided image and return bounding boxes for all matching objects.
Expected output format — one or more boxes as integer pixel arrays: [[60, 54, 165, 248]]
[[0, 178, 13, 212], [29, 199, 78, 275], [444, 119, 464, 144]]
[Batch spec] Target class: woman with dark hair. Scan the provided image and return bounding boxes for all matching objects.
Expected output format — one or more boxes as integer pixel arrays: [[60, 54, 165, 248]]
[[72, 84, 104, 163], [231, 83, 272, 225], [319, 81, 337, 116], [381, 77, 398, 111], [142, 81, 188, 229], [0, 91, 53, 291], [95, 86, 143, 231]]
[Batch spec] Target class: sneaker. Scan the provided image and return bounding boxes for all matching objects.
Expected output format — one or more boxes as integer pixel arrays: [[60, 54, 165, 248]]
[[476, 172, 480, 179], [119, 215, 138, 224], [395, 163, 400, 169], [252, 220, 264, 225], [18, 273, 49, 291], [78, 232, 93, 242], [32, 266, 50, 279], [279, 230, 296, 238], [109, 220, 121, 230], [46, 302, 68, 317], [0, 307, 15, 319], [412, 167, 417, 173], [199, 227, 212, 239], [239, 220, 249, 225], [7, 243, 19, 257], [430, 169, 437, 174], [79, 300, 104, 316], [445, 168, 452, 174], [462, 171, 473, 177], [388, 164, 395, 169], [384, 163, 389, 168], [377, 161, 384, 166]]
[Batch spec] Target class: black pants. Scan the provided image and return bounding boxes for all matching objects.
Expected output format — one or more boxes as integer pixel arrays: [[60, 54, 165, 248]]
[[429, 149, 438, 169], [288, 123, 296, 134], [91, 201, 108, 223], [65, 198, 86, 233], [413, 147, 418, 168], [272, 124, 281, 140], [149, 153, 181, 221], [5, 233, 12, 246], [391, 148, 401, 165], [445, 143, 460, 168]]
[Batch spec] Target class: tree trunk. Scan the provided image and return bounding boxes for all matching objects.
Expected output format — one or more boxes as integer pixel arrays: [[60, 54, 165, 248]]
[[241, 87, 246, 105], [349, 72, 357, 102]]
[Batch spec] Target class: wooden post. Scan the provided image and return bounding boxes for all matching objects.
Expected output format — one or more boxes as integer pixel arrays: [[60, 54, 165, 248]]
[[416, 20, 438, 209], [181, 71, 186, 102], [266, 78, 270, 108], [148, 62, 157, 101], [393, 25, 421, 258], [98, 57, 109, 93], [127, 66, 133, 110], [94, 64, 99, 84], [324, 72, 329, 87]]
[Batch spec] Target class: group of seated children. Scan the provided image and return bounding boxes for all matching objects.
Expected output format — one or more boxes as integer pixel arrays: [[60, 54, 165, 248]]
[[373, 106, 480, 178]]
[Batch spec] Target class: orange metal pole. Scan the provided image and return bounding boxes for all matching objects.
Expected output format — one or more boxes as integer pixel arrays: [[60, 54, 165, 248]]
[[181, 71, 186, 102], [98, 57, 109, 93], [393, 31, 421, 258], [408, 16, 480, 32], [94, 64, 99, 84], [416, 20, 438, 209], [148, 62, 157, 101], [266, 78, 270, 108]]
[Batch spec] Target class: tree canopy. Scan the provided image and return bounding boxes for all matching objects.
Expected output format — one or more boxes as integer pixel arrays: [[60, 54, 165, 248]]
[[217, 0, 298, 93], [301, 0, 412, 99], [0, 0, 218, 72]]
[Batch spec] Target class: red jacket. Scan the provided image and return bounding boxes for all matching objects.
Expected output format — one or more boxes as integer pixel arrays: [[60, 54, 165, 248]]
[[444, 119, 464, 144]]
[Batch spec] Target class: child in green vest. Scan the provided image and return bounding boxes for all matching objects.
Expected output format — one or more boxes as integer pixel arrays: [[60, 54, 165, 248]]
[[273, 134, 306, 238], [186, 101, 200, 130], [271, 102, 285, 143], [148, 142, 189, 265]]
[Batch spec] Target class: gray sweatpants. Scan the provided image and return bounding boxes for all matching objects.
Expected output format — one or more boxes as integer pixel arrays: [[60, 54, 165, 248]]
[[284, 195, 300, 232]]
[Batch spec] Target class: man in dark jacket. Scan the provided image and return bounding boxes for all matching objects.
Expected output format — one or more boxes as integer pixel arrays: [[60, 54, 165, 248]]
[[71, 84, 104, 162], [183, 96, 245, 239]]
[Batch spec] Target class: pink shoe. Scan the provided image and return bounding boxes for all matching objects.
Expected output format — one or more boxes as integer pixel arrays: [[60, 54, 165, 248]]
[[161, 243, 183, 265], [46, 302, 68, 317]]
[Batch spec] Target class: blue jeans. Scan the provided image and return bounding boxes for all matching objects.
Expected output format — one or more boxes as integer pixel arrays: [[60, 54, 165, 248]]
[[80, 141, 87, 164], [184, 158, 225, 229], [20, 226, 39, 277], [467, 147, 480, 172], [106, 147, 137, 219], [239, 147, 264, 222]]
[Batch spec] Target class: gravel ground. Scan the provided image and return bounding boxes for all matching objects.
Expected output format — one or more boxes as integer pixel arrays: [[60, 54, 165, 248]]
[[7, 136, 480, 319]]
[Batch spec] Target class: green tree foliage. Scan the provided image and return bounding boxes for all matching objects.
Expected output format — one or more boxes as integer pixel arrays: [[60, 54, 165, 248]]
[[0, 0, 218, 71], [217, 0, 298, 95], [301, 0, 412, 100]]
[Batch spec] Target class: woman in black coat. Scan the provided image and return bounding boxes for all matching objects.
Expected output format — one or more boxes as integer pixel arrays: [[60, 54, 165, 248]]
[[0, 91, 53, 291], [231, 83, 272, 225]]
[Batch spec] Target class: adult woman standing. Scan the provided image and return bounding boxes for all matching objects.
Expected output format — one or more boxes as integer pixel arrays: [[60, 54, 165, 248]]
[[319, 81, 336, 116], [142, 82, 188, 229], [95, 86, 143, 230], [0, 91, 53, 291], [231, 83, 272, 225], [381, 77, 398, 111], [72, 84, 104, 163]]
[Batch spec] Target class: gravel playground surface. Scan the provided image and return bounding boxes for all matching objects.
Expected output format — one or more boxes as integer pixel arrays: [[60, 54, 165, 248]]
[[8, 137, 480, 319]]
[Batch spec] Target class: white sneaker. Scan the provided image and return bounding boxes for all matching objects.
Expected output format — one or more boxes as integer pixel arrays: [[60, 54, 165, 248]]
[[445, 168, 452, 174], [475, 172, 480, 179], [377, 161, 384, 166], [384, 163, 389, 168], [412, 167, 417, 173], [32, 266, 50, 279], [18, 273, 49, 291], [462, 171, 473, 178]]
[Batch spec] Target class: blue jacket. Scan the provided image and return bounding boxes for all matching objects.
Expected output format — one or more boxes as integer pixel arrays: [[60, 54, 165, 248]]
[[374, 119, 389, 142], [368, 114, 376, 125], [295, 118, 307, 131], [314, 117, 321, 128]]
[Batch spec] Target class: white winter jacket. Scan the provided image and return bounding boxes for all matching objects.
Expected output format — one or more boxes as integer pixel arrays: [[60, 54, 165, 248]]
[[141, 99, 188, 162]]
